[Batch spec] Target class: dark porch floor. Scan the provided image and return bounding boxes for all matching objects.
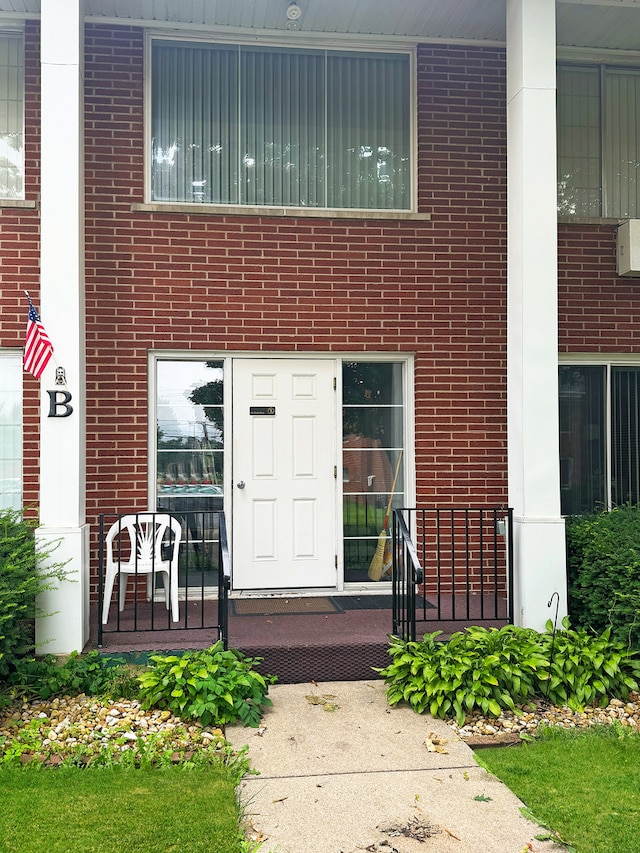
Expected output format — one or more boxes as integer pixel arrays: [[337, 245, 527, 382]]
[[90, 593, 509, 683]]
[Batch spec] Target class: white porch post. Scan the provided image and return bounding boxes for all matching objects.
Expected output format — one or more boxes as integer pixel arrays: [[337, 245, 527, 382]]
[[506, 0, 567, 630], [35, 0, 89, 654]]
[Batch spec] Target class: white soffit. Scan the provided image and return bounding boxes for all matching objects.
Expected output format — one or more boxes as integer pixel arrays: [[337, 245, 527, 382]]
[[1, 1, 640, 53]]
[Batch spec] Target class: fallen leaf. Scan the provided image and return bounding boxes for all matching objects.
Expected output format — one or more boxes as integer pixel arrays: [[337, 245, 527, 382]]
[[305, 695, 326, 705], [272, 796, 289, 804]]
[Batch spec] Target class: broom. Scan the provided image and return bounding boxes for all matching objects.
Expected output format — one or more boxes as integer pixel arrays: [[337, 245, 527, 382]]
[[368, 450, 403, 582]]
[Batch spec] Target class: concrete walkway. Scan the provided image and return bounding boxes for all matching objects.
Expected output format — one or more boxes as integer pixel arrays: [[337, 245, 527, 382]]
[[226, 680, 567, 853]]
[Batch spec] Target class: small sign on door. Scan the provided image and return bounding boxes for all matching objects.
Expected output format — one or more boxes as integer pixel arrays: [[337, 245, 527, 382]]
[[250, 406, 276, 416]]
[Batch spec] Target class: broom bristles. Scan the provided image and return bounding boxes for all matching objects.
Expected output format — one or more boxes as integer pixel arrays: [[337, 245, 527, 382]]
[[368, 530, 387, 581]]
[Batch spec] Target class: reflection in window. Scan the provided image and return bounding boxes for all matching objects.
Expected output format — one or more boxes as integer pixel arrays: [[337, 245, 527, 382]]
[[0, 353, 22, 511], [156, 360, 224, 512], [0, 34, 24, 200], [559, 365, 605, 515], [342, 362, 404, 582], [151, 40, 411, 210], [155, 360, 224, 588], [557, 64, 640, 218], [559, 364, 640, 515]]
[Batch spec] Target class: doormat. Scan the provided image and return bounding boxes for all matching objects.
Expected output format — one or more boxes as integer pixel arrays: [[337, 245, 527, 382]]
[[331, 595, 434, 611], [331, 595, 392, 610], [231, 597, 343, 616]]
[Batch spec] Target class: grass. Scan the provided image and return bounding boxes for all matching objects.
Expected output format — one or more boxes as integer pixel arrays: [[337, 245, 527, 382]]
[[0, 764, 246, 853], [478, 725, 640, 853]]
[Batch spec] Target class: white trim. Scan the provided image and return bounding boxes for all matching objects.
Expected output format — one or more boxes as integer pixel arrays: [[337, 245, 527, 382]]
[[132, 202, 429, 220], [559, 354, 640, 511], [149, 351, 415, 592], [559, 352, 640, 365], [0, 350, 23, 512]]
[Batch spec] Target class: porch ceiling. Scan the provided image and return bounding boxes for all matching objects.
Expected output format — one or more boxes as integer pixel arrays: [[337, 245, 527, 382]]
[[1, 0, 640, 52]]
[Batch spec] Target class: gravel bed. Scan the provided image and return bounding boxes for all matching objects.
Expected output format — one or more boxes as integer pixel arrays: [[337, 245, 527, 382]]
[[2, 691, 640, 764], [448, 691, 640, 745], [0, 695, 227, 765]]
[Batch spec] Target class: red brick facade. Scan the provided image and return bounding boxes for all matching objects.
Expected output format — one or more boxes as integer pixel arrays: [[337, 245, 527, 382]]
[[2, 23, 638, 587]]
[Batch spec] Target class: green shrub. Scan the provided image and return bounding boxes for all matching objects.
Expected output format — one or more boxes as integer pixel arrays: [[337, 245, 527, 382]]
[[137, 642, 276, 728], [0, 509, 68, 680], [378, 621, 640, 725], [539, 619, 640, 711], [5, 651, 139, 701], [566, 505, 640, 647]]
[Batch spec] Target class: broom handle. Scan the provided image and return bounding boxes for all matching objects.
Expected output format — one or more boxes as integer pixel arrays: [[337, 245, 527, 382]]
[[382, 450, 403, 530]]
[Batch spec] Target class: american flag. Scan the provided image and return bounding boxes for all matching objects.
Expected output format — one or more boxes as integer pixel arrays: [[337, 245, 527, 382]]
[[24, 296, 54, 379]]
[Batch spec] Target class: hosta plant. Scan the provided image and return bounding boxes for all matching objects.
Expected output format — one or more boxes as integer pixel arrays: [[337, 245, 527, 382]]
[[137, 642, 276, 728], [538, 617, 640, 712], [377, 621, 640, 726], [377, 626, 547, 725]]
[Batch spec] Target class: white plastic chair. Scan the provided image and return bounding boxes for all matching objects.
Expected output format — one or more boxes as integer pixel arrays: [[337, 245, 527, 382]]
[[101, 513, 182, 624]]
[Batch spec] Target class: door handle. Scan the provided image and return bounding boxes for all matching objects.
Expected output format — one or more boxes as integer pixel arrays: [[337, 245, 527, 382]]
[[237, 480, 246, 489]]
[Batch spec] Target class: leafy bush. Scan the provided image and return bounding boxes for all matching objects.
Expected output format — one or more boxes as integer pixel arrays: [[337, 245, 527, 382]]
[[566, 505, 640, 647], [5, 651, 139, 701], [0, 509, 68, 679], [539, 619, 640, 711], [137, 642, 276, 728], [378, 621, 640, 725]]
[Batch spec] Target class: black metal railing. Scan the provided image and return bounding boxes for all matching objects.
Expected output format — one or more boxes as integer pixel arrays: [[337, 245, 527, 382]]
[[392, 510, 424, 640], [392, 507, 514, 639], [97, 510, 230, 648]]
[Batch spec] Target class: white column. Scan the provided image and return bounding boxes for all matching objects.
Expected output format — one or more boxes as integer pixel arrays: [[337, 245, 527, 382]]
[[506, 0, 567, 631], [35, 0, 89, 654]]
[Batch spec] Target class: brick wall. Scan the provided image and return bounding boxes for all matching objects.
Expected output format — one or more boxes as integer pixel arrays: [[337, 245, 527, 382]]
[[558, 224, 640, 352], [10, 24, 639, 594], [83, 29, 510, 541]]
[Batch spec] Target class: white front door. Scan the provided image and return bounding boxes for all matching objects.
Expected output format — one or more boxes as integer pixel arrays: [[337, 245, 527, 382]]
[[231, 358, 337, 590]]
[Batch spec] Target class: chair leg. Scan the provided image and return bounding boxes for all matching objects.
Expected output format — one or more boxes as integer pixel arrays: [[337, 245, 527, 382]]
[[118, 573, 129, 611], [102, 569, 117, 625], [170, 573, 179, 622]]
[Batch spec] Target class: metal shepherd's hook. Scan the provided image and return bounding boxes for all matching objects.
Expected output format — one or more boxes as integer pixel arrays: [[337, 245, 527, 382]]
[[545, 591, 560, 700]]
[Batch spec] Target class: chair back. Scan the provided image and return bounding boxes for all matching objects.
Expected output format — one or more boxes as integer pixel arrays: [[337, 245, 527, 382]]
[[106, 513, 181, 569]]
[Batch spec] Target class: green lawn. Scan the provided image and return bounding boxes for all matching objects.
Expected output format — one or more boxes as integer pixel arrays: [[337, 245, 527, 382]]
[[478, 726, 640, 853], [0, 765, 243, 853]]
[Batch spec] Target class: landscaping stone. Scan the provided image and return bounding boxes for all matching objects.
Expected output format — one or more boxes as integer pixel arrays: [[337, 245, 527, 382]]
[[2, 689, 640, 763], [449, 690, 640, 743], [0, 695, 226, 764]]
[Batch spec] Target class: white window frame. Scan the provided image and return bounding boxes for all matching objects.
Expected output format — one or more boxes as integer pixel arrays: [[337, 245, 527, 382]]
[[0, 29, 24, 202], [557, 61, 640, 220], [0, 350, 23, 511], [143, 32, 418, 217], [559, 354, 640, 511], [148, 351, 415, 591]]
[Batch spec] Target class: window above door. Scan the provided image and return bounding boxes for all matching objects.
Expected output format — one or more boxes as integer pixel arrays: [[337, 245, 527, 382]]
[[148, 37, 413, 212]]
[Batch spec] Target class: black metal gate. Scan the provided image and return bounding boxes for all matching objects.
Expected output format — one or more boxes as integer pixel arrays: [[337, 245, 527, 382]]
[[392, 507, 514, 640], [97, 510, 230, 648]]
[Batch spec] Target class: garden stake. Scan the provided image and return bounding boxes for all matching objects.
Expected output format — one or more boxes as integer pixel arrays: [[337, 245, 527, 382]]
[[545, 591, 560, 699]]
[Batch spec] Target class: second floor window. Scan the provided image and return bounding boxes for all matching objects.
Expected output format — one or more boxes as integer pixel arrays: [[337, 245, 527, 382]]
[[150, 40, 411, 211], [558, 64, 640, 219], [0, 33, 24, 200]]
